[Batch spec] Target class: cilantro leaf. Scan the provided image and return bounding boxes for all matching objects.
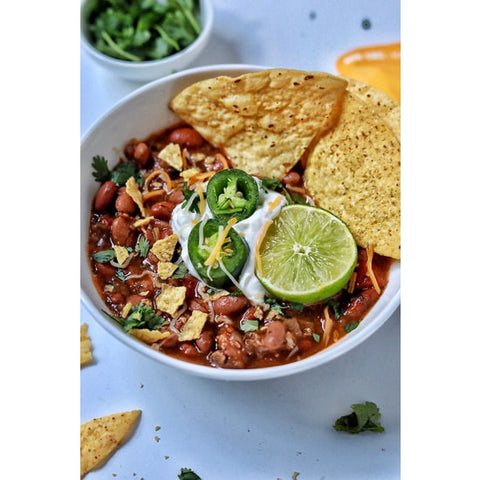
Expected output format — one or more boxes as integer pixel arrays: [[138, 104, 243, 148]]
[[92, 249, 116, 263], [240, 319, 259, 332], [135, 235, 150, 258], [91, 155, 111, 182], [120, 303, 166, 332], [111, 162, 143, 186], [333, 401, 385, 434], [344, 321, 359, 333], [172, 262, 188, 279], [181, 181, 200, 212], [178, 468, 202, 480]]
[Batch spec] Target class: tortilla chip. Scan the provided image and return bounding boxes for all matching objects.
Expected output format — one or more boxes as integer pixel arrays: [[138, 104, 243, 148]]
[[130, 328, 171, 344], [157, 261, 178, 279], [80, 410, 141, 477], [125, 177, 147, 217], [155, 284, 186, 316], [170, 69, 347, 178], [178, 310, 208, 341], [150, 234, 178, 263], [158, 142, 183, 171], [304, 92, 400, 259], [80, 323, 93, 368], [344, 77, 400, 140]]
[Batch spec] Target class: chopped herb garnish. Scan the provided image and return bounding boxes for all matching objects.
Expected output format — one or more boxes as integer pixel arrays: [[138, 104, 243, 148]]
[[264, 296, 285, 314], [115, 269, 127, 282], [229, 289, 244, 296], [327, 299, 342, 319], [103, 303, 166, 332], [333, 401, 385, 434], [312, 332, 320, 342], [92, 249, 116, 263], [111, 162, 143, 186], [260, 176, 306, 205], [135, 235, 150, 258], [91, 155, 111, 182], [289, 301, 304, 312], [240, 319, 259, 332], [178, 468, 202, 480], [172, 263, 188, 279], [344, 321, 359, 333]]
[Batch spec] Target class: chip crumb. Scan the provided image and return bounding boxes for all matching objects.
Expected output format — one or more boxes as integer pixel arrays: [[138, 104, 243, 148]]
[[155, 425, 161, 431], [164, 455, 170, 460], [80, 323, 93, 368], [154, 436, 160, 442], [292, 472, 300, 480], [158, 142, 183, 171]]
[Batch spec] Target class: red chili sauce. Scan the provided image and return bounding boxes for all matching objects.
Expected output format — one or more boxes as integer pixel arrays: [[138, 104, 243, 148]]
[[87, 124, 392, 369]]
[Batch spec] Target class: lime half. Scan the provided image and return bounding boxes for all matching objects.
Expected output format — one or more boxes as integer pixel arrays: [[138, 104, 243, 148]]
[[255, 204, 358, 304]]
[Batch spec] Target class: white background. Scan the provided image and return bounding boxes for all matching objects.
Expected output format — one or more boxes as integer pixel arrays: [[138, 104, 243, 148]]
[[80, 1, 400, 479]]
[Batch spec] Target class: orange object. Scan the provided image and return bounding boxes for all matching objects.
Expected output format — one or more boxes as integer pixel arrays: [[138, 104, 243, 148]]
[[336, 42, 400, 103]]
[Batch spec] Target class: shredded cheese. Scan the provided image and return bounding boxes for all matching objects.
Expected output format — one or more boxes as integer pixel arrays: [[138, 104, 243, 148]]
[[214, 153, 230, 170], [268, 196, 282, 212], [144, 169, 173, 192], [366, 243, 381, 294], [320, 306, 334, 348], [254, 220, 272, 276], [142, 190, 165, 202], [204, 217, 237, 267], [347, 271, 357, 294], [189, 170, 216, 185], [196, 184, 206, 215]]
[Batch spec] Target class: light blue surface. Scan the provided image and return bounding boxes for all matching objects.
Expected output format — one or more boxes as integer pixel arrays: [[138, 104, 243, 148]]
[[81, 1, 400, 478]]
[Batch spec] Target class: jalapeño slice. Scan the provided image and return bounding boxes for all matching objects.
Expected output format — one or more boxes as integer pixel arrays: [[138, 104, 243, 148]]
[[206, 169, 259, 223], [187, 218, 248, 289]]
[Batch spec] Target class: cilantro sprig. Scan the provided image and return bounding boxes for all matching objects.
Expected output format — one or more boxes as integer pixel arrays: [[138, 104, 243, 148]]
[[104, 303, 166, 332], [333, 401, 385, 434], [91, 155, 143, 186], [260, 176, 307, 205]]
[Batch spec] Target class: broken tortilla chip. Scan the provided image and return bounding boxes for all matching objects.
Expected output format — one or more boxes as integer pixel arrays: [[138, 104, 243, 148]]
[[80, 323, 93, 368], [80, 410, 141, 477], [304, 91, 400, 259], [170, 69, 347, 178]]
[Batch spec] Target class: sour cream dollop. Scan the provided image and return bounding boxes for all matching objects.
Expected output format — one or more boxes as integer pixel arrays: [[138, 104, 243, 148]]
[[171, 179, 286, 303]]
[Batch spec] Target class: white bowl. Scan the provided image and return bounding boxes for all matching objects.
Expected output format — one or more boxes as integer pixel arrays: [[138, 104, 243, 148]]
[[80, 64, 400, 381], [80, 0, 214, 82]]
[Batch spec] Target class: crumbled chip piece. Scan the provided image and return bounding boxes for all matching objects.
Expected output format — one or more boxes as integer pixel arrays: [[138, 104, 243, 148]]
[[155, 284, 186, 316], [80, 410, 141, 477], [80, 323, 93, 368], [130, 328, 170, 344], [157, 262, 178, 279], [150, 234, 178, 262], [113, 245, 130, 266], [125, 177, 147, 217], [133, 216, 154, 228], [158, 143, 183, 171], [178, 310, 208, 341], [121, 302, 133, 319], [179, 167, 200, 180]]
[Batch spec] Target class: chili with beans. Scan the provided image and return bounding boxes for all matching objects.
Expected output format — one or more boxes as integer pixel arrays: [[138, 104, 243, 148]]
[[87, 124, 392, 369]]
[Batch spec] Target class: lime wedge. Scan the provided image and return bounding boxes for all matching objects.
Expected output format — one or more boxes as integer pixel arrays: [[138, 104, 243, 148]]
[[255, 204, 358, 304]]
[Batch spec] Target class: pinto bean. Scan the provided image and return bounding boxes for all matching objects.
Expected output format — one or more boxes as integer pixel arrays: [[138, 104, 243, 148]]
[[195, 329, 215, 354], [281, 171, 301, 186], [179, 342, 199, 358], [94, 181, 118, 212], [168, 127, 204, 148], [212, 295, 250, 316], [210, 324, 247, 368], [115, 191, 137, 214], [263, 321, 286, 350], [94, 261, 116, 279], [126, 294, 147, 306], [168, 188, 185, 205], [111, 216, 135, 246], [133, 142, 150, 168], [150, 201, 175, 220]]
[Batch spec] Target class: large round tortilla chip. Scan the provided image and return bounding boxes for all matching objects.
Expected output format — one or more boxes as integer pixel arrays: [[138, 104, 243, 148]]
[[304, 92, 400, 259], [344, 77, 400, 140], [170, 69, 347, 178]]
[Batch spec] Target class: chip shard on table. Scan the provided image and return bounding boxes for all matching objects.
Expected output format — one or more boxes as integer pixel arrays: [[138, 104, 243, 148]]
[[80, 323, 93, 368], [80, 409, 141, 477]]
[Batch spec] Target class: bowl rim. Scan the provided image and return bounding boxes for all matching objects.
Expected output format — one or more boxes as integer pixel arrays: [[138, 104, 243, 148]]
[[80, 63, 401, 381], [80, 0, 214, 68]]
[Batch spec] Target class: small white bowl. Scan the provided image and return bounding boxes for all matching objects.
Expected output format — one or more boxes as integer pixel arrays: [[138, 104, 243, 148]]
[[80, 0, 214, 82], [80, 64, 400, 381]]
